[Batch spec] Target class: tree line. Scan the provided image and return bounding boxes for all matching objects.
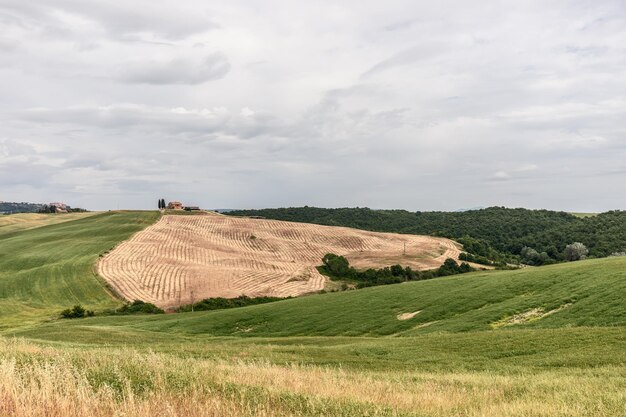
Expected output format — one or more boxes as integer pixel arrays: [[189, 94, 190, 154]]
[[319, 253, 474, 288]]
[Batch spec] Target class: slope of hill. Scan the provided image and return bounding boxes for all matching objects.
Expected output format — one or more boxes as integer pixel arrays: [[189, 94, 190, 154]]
[[98, 213, 462, 307], [226, 207, 626, 261], [0, 211, 159, 329], [0, 212, 97, 237], [17, 255, 626, 339]]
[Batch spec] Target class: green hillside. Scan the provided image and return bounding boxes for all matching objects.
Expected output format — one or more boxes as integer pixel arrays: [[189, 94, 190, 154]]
[[1, 210, 624, 338], [17, 256, 625, 339], [0, 211, 159, 330]]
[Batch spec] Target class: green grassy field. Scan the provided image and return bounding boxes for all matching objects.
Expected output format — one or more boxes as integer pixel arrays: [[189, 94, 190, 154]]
[[569, 212, 599, 218], [0, 211, 159, 330], [1, 211, 625, 416], [14, 256, 623, 339]]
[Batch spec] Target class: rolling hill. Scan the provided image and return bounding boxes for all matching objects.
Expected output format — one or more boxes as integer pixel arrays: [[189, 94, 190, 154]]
[[0, 211, 159, 329], [97, 213, 462, 307], [1, 210, 625, 416], [0, 212, 97, 237], [17, 255, 626, 339]]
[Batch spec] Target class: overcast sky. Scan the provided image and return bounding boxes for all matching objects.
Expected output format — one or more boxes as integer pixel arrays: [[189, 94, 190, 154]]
[[1, 1, 625, 212]]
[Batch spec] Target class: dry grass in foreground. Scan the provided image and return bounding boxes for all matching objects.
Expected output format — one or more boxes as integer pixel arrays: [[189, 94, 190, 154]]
[[1, 337, 624, 417]]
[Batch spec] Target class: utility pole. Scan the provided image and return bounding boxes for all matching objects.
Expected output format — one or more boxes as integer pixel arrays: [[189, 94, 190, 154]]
[[403, 242, 406, 256]]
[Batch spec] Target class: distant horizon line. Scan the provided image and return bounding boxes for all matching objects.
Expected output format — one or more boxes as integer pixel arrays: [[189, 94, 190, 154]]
[[2, 200, 620, 214]]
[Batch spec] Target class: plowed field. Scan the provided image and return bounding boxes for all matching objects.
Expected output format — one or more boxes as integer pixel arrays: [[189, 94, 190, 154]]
[[98, 214, 461, 307]]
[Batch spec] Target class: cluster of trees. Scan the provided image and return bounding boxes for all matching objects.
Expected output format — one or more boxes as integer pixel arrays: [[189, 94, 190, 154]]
[[37, 204, 86, 213], [0, 202, 44, 214], [60, 300, 164, 319], [320, 253, 474, 288], [0, 201, 87, 214], [157, 198, 167, 209], [178, 295, 287, 312], [60, 305, 95, 319], [456, 236, 514, 265], [114, 300, 164, 315], [459, 252, 502, 267], [519, 242, 589, 265], [227, 207, 626, 264]]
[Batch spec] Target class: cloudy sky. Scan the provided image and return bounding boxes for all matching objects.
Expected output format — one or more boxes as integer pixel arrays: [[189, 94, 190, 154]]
[[1, 1, 625, 211]]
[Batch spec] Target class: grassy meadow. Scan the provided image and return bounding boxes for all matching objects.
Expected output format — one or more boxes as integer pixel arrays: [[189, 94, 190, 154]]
[[0, 211, 625, 416], [0, 211, 159, 329], [2, 333, 625, 417], [16, 256, 624, 338]]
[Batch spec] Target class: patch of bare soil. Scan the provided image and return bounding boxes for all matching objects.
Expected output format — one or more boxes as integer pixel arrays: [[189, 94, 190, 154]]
[[490, 303, 573, 329], [397, 311, 421, 320]]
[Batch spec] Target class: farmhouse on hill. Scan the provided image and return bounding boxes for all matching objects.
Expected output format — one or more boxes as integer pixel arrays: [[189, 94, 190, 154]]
[[49, 202, 68, 213], [167, 201, 183, 210]]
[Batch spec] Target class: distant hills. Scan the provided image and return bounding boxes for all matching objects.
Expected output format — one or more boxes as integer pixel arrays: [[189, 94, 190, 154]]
[[0, 202, 44, 214]]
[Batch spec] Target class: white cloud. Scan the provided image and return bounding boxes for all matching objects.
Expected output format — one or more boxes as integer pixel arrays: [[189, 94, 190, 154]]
[[1, 0, 625, 211]]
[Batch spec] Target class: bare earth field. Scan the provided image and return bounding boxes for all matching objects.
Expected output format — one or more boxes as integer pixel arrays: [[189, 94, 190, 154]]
[[98, 213, 461, 307]]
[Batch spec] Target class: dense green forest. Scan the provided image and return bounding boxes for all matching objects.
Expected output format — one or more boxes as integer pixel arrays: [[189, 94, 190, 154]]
[[226, 207, 626, 263]]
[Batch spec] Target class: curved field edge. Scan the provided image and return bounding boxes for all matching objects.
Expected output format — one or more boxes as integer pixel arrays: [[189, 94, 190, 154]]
[[16, 256, 626, 338], [97, 214, 461, 307], [0, 211, 160, 330]]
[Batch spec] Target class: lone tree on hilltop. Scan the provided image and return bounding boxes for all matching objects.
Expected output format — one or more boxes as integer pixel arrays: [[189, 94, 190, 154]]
[[564, 242, 589, 261]]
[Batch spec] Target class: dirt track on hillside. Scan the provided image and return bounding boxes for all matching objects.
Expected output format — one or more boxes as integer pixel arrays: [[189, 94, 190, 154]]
[[98, 214, 462, 308]]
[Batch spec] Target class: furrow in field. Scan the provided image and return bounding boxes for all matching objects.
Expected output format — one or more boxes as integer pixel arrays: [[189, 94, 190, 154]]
[[98, 214, 461, 308]]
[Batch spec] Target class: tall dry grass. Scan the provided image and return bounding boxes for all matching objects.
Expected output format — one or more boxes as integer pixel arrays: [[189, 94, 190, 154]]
[[0, 337, 624, 416]]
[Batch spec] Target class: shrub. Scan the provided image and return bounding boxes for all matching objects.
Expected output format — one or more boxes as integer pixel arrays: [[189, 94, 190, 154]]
[[60, 305, 94, 319], [321, 253, 352, 277], [564, 242, 589, 261], [520, 246, 553, 266], [116, 300, 165, 315], [178, 295, 287, 313]]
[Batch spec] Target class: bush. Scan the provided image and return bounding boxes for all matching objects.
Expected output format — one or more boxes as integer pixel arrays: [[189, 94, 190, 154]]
[[564, 242, 589, 261], [178, 295, 287, 313], [116, 300, 165, 315], [520, 246, 553, 266], [322, 253, 352, 277], [60, 305, 94, 319]]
